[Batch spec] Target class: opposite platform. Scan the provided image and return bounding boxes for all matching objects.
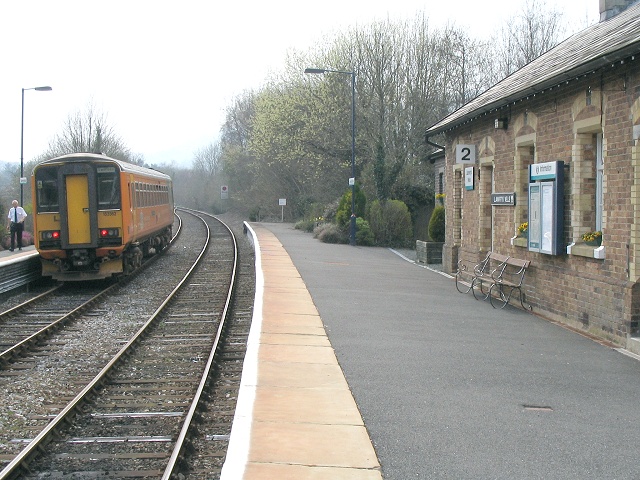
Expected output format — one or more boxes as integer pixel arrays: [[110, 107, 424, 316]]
[[221, 224, 382, 479], [0, 245, 38, 263], [0, 246, 40, 295]]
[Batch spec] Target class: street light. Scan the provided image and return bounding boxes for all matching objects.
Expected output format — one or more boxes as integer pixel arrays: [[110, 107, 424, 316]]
[[304, 67, 357, 246], [21, 85, 52, 206]]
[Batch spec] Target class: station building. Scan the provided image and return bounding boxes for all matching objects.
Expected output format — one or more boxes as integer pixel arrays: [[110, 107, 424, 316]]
[[425, 1, 640, 351]]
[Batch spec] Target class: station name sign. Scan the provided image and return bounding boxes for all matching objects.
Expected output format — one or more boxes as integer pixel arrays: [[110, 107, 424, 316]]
[[491, 192, 516, 206], [530, 161, 560, 181]]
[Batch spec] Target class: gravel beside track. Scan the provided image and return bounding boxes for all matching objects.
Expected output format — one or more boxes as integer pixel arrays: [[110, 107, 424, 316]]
[[0, 212, 256, 479], [182, 213, 255, 478], [0, 213, 205, 462]]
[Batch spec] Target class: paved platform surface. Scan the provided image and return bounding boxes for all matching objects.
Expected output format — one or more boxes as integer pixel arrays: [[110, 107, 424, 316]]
[[225, 222, 640, 480], [222, 224, 382, 479]]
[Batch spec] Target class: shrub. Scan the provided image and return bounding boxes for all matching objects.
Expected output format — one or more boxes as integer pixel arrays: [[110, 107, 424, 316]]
[[314, 223, 347, 244], [368, 199, 413, 247], [294, 219, 315, 232], [322, 200, 339, 224], [336, 185, 366, 230], [428, 205, 446, 242], [249, 207, 260, 222], [355, 217, 375, 246], [2, 230, 33, 249]]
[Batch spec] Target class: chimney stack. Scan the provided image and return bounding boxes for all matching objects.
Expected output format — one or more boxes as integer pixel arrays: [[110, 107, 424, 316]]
[[600, 0, 639, 20]]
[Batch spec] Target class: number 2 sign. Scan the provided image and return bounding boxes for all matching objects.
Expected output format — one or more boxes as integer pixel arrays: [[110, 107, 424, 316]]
[[455, 144, 476, 164]]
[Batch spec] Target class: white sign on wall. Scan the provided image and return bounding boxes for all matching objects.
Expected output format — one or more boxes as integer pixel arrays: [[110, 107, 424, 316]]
[[456, 144, 476, 164], [465, 166, 474, 190], [530, 161, 559, 181]]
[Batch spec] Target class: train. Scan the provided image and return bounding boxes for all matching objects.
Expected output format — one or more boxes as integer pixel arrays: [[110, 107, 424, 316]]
[[31, 153, 174, 281]]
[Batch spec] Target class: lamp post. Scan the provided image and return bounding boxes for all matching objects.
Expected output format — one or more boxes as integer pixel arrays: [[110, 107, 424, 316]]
[[21, 85, 52, 206], [304, 67, 356, 246]]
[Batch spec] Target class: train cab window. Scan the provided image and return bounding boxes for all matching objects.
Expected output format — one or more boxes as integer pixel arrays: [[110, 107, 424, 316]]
[[35, 167, 59, 212], [97, 167, 121, 209]]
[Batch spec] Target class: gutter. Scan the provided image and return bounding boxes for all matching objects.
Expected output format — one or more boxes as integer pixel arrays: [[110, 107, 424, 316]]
[[425, 137, 445, 164]]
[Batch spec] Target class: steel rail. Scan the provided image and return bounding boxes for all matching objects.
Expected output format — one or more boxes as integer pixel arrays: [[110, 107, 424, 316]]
[[0, 284, 62, 318], [162, 209, 239, 478], [0, 212, 182, 368], [0, 211, 193, 479], [0, 283, 121, 366]]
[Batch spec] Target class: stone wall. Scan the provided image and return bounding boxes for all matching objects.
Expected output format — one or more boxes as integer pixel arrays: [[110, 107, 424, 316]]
[[441, 63, 640, 344]]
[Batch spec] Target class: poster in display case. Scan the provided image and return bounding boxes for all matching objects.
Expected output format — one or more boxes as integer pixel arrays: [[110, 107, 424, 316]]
[[528, 161, 564, 255]]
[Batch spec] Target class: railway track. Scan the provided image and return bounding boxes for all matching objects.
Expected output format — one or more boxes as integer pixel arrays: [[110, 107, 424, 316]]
[[0, 214, 183, 369], [0, 209, 251, 479]]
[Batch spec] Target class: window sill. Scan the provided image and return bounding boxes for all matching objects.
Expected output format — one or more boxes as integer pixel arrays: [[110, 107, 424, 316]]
[[510, 236, 527, 248], [567, 242, 605, 259]]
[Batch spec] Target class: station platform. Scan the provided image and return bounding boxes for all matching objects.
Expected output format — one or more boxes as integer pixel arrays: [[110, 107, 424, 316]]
[[0, 245, 37, 262], [222, 223, 381, 479], [0, 246, 41, 295]]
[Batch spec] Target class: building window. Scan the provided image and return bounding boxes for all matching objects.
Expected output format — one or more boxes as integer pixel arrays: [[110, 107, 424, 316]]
[[515, 144, 535, 232], [596, 133, 603, 232], [453, 167, 462, 245], [570, 128, 603, 248]]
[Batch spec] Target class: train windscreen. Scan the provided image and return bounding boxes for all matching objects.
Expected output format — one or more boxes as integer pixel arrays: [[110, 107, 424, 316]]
[[35, 167, 59, 213], [96, 166, 121, 209]]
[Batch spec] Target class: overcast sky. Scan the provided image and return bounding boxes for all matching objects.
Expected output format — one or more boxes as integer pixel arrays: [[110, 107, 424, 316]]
[[0, 0, 597, 169]]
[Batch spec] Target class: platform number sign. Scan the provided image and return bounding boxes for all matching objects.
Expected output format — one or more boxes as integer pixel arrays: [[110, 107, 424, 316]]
[[221, 185, 229, 200], [456, 144, 476, 164]]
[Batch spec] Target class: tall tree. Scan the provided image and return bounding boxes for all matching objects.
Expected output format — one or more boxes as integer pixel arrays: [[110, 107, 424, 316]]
[[40, 104, 134, 162], [193, 142, 223, 177], [216, 3, 572, 220], [487, 0, 565, 84]]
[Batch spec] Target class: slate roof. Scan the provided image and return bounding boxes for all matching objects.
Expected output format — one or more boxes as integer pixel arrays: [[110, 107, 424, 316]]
[[425, 3, 640, 136]]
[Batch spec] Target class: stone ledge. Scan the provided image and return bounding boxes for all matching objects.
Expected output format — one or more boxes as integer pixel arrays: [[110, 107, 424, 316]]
[[567, 242, 605, 259], [511, 237, 527, 248]]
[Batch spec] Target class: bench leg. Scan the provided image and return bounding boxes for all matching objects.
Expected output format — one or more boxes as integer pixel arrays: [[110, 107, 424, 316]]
[[472, 278, 491, 301], [455, 271, 473, 294], [489, 283, 510, 309], [489, 284, 533, 311], [518, 288, 533, 311]]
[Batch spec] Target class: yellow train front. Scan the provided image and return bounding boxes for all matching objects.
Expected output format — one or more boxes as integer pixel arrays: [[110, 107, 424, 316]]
[[31, 153, 174, 281]]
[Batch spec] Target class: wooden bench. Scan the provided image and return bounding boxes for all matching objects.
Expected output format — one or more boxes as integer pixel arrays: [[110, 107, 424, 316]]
[[488, 256, 531, 310], [455, 252, 508, 299], [455, 252, 532, 310]]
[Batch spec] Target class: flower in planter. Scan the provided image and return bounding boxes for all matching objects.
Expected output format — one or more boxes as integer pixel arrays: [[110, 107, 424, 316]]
[[517, 222, 528, 236], [582, 230, 602, 244]]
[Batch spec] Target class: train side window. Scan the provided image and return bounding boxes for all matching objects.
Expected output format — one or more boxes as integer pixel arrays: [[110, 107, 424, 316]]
[[35, 168, 59, 212], [97, 168, 121, 209]]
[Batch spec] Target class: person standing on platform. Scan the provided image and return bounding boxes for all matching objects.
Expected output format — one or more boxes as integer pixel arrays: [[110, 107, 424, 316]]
[[6, 200, 27, 252]]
